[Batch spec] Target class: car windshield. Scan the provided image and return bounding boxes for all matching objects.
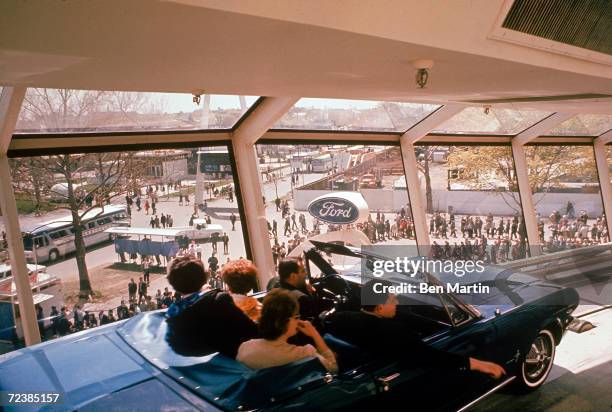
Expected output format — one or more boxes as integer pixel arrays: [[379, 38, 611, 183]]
[[307, 241, 477, 326]]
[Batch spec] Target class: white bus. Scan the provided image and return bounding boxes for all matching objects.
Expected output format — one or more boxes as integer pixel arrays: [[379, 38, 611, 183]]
[[22, 205, 130, 263], [0, 264, 62, 342], [311, 153, 334, 173]]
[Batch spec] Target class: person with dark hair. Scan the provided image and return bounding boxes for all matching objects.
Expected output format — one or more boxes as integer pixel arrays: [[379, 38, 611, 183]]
[[128, 278, 137, 302], [222, 259, 262, 322], [87, 312, 98, 328], [230, 213, 237, 231], [99, 310, 109, 325], [165, 255, 257, 357], [237, 289, 337, 372], [325, 279, 506, 379], [208, 252, 219, 276], [57, 307, 71, 336], [277, 258, 318, 321], [117, 300, 129, 320], [107, 309, 117, 323], [36, 305, 45, 340], [138, 277, 148, 304]]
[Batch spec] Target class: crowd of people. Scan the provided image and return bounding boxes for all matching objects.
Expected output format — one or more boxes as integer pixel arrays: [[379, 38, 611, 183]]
[[542, 204, 608, 252], [265, 195, 609, 263]]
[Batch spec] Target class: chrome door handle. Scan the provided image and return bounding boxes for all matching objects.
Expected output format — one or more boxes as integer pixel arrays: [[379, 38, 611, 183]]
[[376, 372, 400, 392]]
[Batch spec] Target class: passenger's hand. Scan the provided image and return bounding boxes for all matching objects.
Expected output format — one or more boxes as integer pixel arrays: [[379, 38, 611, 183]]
[[297, 320, 319, 338], [469, 358, 506, 379]]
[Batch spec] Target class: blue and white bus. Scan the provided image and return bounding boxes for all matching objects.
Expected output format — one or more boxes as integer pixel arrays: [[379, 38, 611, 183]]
[[310, 153, 334, 173], [22, 205, 130, 263]]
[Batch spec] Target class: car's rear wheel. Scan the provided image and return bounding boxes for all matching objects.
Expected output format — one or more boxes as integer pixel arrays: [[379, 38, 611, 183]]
[[515, 329, 555, 392]]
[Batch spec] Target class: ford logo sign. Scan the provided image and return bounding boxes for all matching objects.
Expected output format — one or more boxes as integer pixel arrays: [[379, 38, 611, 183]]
[[308, 197, 359, 224]]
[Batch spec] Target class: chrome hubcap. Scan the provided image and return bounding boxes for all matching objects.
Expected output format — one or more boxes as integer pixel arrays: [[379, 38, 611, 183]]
[[524, 335, 552, 381]]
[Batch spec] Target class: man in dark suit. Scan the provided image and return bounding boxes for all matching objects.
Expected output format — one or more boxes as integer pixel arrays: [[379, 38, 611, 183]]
[[325, 279, 506, 379], [277, 258, 318, 321], [165, 255, 257, 358]]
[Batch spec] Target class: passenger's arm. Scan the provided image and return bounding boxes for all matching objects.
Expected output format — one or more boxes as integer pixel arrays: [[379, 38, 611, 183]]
[[297, 320, 338, 373], [469, 358, 506, 379], [393, 325, 505, 378]]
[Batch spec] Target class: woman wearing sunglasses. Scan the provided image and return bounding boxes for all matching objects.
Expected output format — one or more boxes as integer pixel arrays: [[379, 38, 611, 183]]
[[237, 289, 338, 373]]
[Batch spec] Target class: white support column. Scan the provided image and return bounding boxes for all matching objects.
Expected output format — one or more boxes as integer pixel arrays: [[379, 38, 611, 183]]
[[399, 138, 430, 252], [195, 150, 204, 205], [232, 97, 298, 288], [0, 87, 26, 154], [511, 112, 575, 256], [594, 133, 612, 238], [399, 104, 464, 253], [0, 86, 41, 345], [511, 142, 542, 256]]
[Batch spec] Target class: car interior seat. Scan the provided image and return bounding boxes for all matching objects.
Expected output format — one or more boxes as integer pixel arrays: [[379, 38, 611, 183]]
[[323, 333, 369, 372]]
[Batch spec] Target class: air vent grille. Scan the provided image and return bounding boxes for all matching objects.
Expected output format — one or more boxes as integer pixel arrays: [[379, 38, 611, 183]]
[[502, 0, 612, 55]]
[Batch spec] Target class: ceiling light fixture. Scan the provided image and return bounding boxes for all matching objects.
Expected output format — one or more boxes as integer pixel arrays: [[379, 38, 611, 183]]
[[192, 90, 206, 105], [412, 59, 434, 88]]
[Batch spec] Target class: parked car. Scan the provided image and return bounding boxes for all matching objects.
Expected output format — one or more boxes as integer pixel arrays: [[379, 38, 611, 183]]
[[0, 241, 578, 411]]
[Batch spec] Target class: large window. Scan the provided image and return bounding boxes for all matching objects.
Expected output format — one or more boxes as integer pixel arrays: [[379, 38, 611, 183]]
[[273, 98, 440, 132], [432, 107, 551, 135], [544, 114, 612, 136], [414, 145, 528, 262], [255, 143, 417, 271], [3, 144, 247, 352], [14, 89, 258, 133], [524, 145, 608, 253]]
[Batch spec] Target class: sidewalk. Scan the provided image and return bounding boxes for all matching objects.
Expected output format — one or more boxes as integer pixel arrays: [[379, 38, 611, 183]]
[[77, 265, 172, 314]]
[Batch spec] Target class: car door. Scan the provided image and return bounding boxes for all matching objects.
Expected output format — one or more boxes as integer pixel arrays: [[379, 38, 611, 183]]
[[490, 306, 539, 375]]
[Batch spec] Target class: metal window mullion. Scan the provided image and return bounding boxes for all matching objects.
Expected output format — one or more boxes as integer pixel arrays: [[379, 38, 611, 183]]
[[231, 97, 298, 288], [593, 135, 612, 238], [511, 141, 542, 256], [0, 86, 41, 346]]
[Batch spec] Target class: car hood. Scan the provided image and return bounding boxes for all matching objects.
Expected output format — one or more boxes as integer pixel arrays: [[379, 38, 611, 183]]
[[432, 265, 577, 309], [0, 322, 155, 410]]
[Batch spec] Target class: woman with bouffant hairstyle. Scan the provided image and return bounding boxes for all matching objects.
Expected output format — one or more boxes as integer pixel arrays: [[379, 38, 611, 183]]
[[222, 259, 262, 322], [237, 289, 337, 372], [165, 255, 257, 358]]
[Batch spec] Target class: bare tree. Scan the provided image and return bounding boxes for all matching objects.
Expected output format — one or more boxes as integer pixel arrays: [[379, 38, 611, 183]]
[[16, 89, 155, 299], [415, 146, 442, 213], [445, 145, 596, 211], [24, 153, 133, 298], [10, 157, 55, 215]]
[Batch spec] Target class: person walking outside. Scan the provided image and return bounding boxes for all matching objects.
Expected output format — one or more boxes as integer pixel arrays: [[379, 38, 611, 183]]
[[128, 278, 137, 302], [222, 232, 230, 255], [143, 257, 151, 285], [230, 213, 237, 231], [138, 277, 148, 304]]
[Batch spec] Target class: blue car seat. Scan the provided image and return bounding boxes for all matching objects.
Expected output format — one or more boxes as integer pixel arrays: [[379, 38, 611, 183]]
[[118, 312, 329, 410], [323, 333, 369, 372]]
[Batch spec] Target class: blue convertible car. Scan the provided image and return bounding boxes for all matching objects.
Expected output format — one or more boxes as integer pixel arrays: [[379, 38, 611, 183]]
[[0, 241, 579, 411]]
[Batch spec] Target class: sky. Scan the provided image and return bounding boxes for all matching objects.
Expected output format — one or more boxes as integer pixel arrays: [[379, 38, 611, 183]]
[[159, 94, 258, 113], [159, 94, 384, 113]]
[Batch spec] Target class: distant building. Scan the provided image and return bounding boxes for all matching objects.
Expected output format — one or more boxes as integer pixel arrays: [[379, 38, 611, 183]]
[[134, 149, 189, 183], [194, 148, 233, 180]]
